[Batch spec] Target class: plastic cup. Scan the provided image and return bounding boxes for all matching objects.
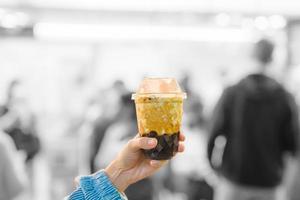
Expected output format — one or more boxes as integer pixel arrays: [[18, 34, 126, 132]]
[[132, 78, 186, 160]]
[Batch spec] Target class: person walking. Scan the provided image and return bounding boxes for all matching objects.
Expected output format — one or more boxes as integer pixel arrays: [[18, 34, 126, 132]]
[[207, 39, 300, 200]]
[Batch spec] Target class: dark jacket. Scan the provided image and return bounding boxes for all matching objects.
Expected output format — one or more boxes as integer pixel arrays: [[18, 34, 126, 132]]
[[208, 74, 299, 187]]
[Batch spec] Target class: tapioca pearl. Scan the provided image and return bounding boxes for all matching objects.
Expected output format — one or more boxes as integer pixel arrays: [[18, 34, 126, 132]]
[[156, 143, 164, 152], [173, 134, 179, 144], [158, 135, 167, 147], [148, 131, 157, 137]]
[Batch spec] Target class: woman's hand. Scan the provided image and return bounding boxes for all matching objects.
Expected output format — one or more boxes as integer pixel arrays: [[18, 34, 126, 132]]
[[104, 133, 185, 192]]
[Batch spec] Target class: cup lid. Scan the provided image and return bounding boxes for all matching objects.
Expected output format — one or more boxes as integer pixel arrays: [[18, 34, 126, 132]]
[[132, 77, 186, 99]]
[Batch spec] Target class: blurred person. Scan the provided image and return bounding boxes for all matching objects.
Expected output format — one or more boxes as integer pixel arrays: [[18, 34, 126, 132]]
[[207, 39, 299, 200], [95, 93, 154, 200], [0, 79, 40, 196], [66, 131, 186, 200], [89, 80, 129, 173], [1, 79, 40, 163], [167, 73, 213, 200], [0, 130, 27, 200], [113, 79, 130, 96], [180, 73, 205, 129]]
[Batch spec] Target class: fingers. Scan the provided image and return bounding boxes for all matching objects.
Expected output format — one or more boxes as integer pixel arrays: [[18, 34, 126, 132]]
[[150, 160, 167, 168], [178, 141, 185, 153], [128, 133, 184, 153], [179, 132, 185, 141], [128, 137, 157, 152], [177, 132, 185, 153]]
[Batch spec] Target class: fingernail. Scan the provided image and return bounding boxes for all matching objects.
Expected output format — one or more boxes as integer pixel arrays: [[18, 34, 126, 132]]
[[148, 139, 156, 145]]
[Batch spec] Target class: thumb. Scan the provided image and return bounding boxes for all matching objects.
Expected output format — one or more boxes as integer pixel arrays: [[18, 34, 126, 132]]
[[127, 137, 157, 152]]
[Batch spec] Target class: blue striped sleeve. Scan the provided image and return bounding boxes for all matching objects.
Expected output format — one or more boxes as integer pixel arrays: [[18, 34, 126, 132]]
[[67, 188, 85, 200], [66, 170, 126, 200]]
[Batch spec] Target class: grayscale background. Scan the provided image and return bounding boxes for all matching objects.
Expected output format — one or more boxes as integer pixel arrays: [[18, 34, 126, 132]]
[[0, 1, 300, 200]]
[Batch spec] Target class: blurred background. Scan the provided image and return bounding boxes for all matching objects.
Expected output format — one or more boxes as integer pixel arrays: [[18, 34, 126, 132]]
[[0, 0, 300, 200]]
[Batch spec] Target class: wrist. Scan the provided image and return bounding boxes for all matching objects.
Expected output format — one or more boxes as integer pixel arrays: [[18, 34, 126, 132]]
[[104, 160, 129, 192]]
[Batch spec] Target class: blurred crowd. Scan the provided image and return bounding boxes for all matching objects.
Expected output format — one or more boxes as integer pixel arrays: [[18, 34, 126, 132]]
[[1, 37, 300, 200]]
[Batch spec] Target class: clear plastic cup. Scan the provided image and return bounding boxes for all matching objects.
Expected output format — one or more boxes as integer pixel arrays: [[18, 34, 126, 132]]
[[132, 78, 186, 160]]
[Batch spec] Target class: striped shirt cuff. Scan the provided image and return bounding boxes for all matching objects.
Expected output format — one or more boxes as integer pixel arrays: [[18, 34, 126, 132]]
[[67, 170, 126, 200]]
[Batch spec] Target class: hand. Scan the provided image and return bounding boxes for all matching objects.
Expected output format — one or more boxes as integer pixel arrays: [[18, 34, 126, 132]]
[[104, 133, 185, 192]]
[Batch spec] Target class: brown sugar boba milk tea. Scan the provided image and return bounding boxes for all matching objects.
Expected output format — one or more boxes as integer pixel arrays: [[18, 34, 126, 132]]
[[132, 78, 186, 160]]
